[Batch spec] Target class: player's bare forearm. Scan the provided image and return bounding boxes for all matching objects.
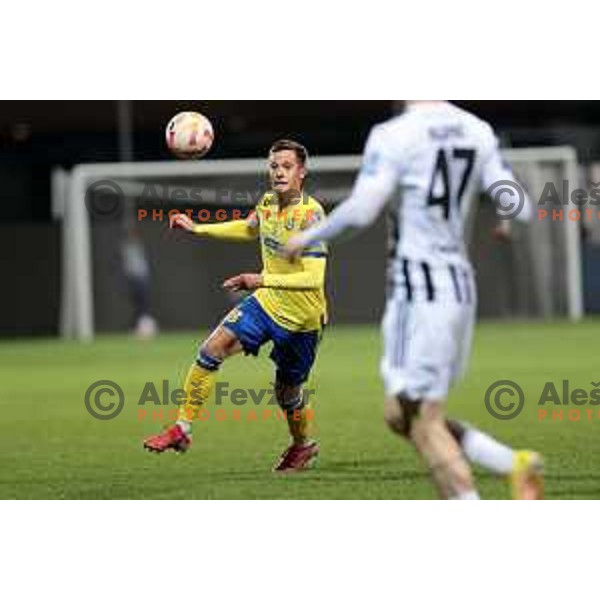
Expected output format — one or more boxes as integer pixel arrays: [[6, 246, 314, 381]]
[[222, 273, 264, 292]]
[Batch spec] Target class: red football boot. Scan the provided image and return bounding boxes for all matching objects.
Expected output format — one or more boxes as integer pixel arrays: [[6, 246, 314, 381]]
[[143, 424, 191, 453], [273, 440, 319, 472]]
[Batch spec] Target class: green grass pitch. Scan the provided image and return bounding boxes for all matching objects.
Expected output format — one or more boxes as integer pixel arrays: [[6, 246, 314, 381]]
[[1, 321, 599, 499]]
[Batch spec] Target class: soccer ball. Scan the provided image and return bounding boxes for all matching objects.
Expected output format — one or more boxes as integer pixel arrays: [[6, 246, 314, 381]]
[[165, 111, 214, 159]]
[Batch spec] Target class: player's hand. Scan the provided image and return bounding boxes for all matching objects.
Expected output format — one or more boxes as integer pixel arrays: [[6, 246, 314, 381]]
[[222, 273, 264, 292], [282, 235, 306, 260], [169, 212, 195, 232]]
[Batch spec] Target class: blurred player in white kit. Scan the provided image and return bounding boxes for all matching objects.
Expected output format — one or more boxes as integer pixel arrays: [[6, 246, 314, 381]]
[[286, 101, 543, 500]]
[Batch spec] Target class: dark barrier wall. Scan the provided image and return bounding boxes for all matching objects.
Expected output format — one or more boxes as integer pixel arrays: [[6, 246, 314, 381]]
[[0, 219, 386, 337], [92, 216, 388, 333], [0, 224, 61, 336]]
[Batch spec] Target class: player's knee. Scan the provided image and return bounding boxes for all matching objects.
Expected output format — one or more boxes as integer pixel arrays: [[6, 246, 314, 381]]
[[199, 326, 240, 362], [385, 394, 447, 440], [275, 381, 306, 412], [196, 336, 229, 371], [384, 394, 421, 438], [200, 336, 225, 360]]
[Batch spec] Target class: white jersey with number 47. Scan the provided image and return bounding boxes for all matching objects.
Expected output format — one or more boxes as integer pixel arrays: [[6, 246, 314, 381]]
[[300, 101, 530, 272], [358, 102, 532, 266]]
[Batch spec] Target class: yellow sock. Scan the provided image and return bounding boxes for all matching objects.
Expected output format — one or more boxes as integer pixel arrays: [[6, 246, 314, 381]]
[[177, 362, 217, 424], [286, 403, 314, 444]]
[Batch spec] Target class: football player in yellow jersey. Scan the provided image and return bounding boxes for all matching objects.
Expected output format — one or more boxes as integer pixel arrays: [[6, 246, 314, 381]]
[[144, 140, 326, 471]]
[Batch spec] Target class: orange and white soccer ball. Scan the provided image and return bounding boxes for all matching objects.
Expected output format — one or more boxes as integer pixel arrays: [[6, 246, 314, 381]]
[[165, 111, 214, 159]]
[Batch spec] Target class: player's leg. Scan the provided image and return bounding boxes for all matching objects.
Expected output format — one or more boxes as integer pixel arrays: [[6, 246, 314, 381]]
[[380, 291, 480, 499], [441, 307, 518, 478], [446, 419, 513, 475], [275, 380, 312, 445], [143, 324, 243, 452], [436, 297, 514, 475], [443, 302, 544, 499], [386, 396, 544, 499], [269, 328, 321, 472], [410, 400, 478, 500], [383, 394, 478, 499], [445, 420, 544, 499], [144, 298, 267, 453], [175, 325, 243, 433], [272, 380, 319, 472]]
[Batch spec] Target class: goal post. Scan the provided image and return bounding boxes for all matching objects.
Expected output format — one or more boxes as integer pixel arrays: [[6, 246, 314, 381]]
[[57, 146, 583, 341], [501, 146, 582, 322]]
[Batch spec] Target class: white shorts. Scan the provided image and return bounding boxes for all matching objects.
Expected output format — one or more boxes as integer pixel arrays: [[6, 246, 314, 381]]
[[380, 259, 476, 401]]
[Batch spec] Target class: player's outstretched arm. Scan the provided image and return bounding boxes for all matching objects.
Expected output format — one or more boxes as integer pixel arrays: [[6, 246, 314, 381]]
[[284, 127, 398, 256], [170, 212, 259, 242]]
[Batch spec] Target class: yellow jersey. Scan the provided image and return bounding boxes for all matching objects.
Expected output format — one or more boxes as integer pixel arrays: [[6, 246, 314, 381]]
[[252, 193, 327, 332]]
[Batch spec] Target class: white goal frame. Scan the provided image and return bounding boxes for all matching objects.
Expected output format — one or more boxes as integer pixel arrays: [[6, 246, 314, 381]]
[[58, 147, 582, 341]]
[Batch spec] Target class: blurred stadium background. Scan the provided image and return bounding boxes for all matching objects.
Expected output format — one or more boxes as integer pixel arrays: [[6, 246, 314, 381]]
[[4, 100, 600, 499], [5, 100, 600, 338]]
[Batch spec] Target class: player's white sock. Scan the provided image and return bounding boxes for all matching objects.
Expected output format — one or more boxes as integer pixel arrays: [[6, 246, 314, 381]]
[[176, 420, 192, 435], [462, 427, 514, 476], [451, 490, 480, 500]]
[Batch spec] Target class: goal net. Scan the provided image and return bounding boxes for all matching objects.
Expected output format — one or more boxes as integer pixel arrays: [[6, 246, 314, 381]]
[[57, 147, 582, 340]]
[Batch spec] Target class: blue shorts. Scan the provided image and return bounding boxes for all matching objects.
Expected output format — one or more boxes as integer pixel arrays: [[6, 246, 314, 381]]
[[221, 295, 321, 386]]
